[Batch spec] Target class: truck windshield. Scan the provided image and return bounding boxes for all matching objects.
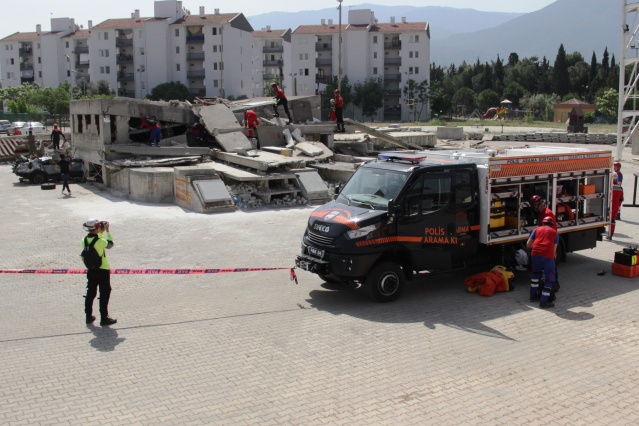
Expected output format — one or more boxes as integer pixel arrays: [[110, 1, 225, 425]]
[[336, 167, 408, 209]]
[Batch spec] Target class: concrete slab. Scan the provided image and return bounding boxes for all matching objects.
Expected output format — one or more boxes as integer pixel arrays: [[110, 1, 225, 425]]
[[215, 150, 305, 171], [290, 100, 313, 123], [105, 145, 210, 157], [309, 161, 360, 182], [292, 141, 333, 162], [295, 142, 324, 157], [215, 131, 253, 152], [193, 104, 241, 132], [294, 168, 331, 201]]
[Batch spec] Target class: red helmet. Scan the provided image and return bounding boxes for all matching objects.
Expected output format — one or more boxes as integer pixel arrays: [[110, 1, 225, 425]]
[[271, 83, 278, 87], [542, 216, 554, 225], [614, 161, 621, 167], [529, 195, 542, 205]]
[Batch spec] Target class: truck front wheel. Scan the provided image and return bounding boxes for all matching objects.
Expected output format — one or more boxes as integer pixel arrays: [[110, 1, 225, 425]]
[[366, 262, 404, 302]]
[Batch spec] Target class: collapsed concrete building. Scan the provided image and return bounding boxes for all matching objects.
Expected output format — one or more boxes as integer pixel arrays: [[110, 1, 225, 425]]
[[68, 94, 436, 213]]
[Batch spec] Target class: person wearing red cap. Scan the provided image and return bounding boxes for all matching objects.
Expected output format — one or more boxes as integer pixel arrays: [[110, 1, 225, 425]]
[[334, 89, 345, 132], [271, 82, 292, 123], [527, 216, 559, 308]]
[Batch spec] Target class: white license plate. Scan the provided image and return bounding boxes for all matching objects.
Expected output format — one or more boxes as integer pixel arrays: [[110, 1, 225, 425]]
[[308, 247, 325, 259]]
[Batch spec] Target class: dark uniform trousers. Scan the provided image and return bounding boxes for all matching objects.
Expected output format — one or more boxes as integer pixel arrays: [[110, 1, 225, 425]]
[[85, 268, 111, 317]]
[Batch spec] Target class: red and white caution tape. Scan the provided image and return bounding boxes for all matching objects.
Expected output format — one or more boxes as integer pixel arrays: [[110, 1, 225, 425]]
[[0, 267, 299, 284]]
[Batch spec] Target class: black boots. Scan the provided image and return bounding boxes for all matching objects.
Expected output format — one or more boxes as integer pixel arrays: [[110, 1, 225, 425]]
[[100, 317, 117, 326], [86, 315, 96, 324]]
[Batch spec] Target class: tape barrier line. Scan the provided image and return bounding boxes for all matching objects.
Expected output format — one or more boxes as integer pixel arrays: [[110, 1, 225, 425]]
[[0, 267, 299, 284]]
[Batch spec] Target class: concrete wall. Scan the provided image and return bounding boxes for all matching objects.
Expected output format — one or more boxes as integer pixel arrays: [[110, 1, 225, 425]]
[[129, 167, 175, 203]]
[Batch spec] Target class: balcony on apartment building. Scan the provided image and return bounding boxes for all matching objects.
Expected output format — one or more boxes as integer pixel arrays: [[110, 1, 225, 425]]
[[263, 59, 283, 67], [315, 42, 332, 51], [117, 72, 134, 82], [385, 89, 401, 97], [75, 46, 89, 54], [19, 45, 33, 56], [76, 58, 90, 67], [384, 57, 402, 66], [263, 73, 277, 81], [187, 69, 205, 79], [316, 74, 333, 84], [384, 40, 402, 50], [187, 52, 205, 61], [117, 88, 136, 97], [20, 63, 33, 71], [186, 34, 205, 44], [316, 58, 332, 67], [263, 45, 283, 53], [384, 73, 402, 82], [116, 54, 134, 64], [116, 38, 134, 48]]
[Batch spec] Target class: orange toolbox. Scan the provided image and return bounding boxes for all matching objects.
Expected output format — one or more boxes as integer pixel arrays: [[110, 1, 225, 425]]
[[579, 184, 596, 195], [611, 262, 639, 278]]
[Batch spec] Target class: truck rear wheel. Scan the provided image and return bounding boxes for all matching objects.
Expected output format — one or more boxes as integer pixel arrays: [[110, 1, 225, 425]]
[[366, 261, 404, 302]]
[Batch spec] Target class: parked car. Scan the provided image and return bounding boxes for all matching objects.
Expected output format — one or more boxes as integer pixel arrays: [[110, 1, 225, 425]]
[[0, 119, 10, 132], [6, 121, 47, 136], [13, 156, 86, 184]]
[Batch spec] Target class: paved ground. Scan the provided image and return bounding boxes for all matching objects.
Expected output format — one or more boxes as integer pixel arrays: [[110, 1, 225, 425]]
[[1, 143, 639, 425]]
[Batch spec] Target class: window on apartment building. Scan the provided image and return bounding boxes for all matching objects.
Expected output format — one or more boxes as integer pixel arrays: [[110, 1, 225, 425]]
[[141, 82, 146, 89], [415, 51, 419, 58], [100, 66, 104, 74], [373, 67, 377, 75], [65, 41, 69, 48], [409, 67, 413, 74], [414, 67, 419, 74], [214, 62, 218, 70], [213, 45, 217, 52], [176, 46, 179, 54], [213, 80, 218, 88], [77, 115, 83, 133], [373, 52, 377, 59], [67, 70, 71, 77], [104, 32, 109, 40], [373, 36, 378, 44], [140, 47, 145, 55], [6, 72, 9, 79], [304, 68, 309, 76], [409, 51, 413, 58], [38, 70, 42, 78], [299, 54, 303, 60], [38, 57, 41, 63], [299, 69, 303, 75], [10, 58, 14, 65], [105, 66, 110, 74], [176, 64, 180, 71], [105, 49, 109, 57], [212, 27, 217, 35], [175, 29, 179, 37]]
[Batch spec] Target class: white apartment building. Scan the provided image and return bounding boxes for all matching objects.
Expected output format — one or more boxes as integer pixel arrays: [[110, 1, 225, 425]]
[[1, 18, 81, 88], [291, 10, 430, 121], [0, 3, 430, 122], [250, 27, 292, 98]]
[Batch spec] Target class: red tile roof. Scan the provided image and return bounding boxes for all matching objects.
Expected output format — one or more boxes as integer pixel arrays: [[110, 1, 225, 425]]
[[292, 24, 346, 35], [92, 18, 152, 30], [253, 29, 287, 38], [63, 30, 90, 39], [371, 23, 428, 32], [1, 32, 43, 42], [172, 13, 239, 25]]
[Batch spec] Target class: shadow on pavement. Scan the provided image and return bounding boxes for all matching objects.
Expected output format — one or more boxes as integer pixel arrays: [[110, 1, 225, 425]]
[[86, 323, 126, 352], [305, 253, 637, 340]]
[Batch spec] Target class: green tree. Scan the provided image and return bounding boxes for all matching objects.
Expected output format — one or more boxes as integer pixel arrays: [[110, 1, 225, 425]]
[[595, 88, 618, 117], [0, 83, 41, 113], [520, 93, 559, 121], [325, 75, 352, 106], [476, 89, 500, 113], [429, 81, 451, 118], [148, 81, 191, 101], [402, 78, 429, 122], [352, 77, 384, 119], [502, 82, 526, 109], [552, 44, 570, 97], [451, 87, 476, 115]]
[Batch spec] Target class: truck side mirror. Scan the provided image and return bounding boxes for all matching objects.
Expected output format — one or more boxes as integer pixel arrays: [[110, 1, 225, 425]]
[[334, 184, 342, 196]]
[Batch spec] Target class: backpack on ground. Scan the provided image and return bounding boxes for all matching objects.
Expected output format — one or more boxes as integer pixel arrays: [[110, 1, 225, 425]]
[[80, 236, 102, 270]]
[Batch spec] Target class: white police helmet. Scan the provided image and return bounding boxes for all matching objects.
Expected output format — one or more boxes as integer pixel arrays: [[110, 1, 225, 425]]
[[83, 218, 100, 232]]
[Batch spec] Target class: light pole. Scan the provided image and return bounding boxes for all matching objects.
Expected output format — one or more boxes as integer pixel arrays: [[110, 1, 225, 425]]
[[337, 0, 342, 92]]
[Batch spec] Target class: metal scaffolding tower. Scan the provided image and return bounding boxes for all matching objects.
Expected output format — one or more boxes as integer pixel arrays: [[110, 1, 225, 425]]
[[617, 0, 639, 159]]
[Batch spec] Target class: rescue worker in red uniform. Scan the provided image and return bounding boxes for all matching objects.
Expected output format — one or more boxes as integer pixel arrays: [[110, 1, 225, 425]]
[[243, 108, 260, 149], [529, 194, 560, 291], [609, 172, 624, 240], [329, 99, 337, 122], [271, 83, 292, 123], [614, 161, 623, 219], [527, 216, 559, 308], [334, 89, 345, 133]]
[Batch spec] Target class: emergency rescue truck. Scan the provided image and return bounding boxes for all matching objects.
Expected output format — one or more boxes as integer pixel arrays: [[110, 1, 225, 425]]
[[295, 146, 613, 302]]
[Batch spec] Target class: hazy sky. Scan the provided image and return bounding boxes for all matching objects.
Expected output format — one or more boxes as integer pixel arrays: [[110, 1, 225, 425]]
[[5, 0, 557, 36]]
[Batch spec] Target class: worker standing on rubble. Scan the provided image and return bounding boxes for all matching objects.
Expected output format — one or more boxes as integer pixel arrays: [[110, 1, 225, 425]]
[[334, 89, 345, 133], [271, 82, 292, 124], [51, 124, 66, 150], [243, 108, 260, 149], [526, 216, 559, 309]]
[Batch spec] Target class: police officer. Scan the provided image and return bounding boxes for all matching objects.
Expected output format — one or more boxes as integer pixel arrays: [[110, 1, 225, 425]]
[[82, 218, 117, 326], [526, 216, 559, 308]]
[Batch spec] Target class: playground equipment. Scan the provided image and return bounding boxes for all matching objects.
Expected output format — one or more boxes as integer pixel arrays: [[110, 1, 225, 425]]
[[482, 106, 509, 120]]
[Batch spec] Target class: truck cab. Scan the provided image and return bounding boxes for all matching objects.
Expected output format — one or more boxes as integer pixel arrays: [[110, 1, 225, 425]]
[[296, 152, 481, 302]]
